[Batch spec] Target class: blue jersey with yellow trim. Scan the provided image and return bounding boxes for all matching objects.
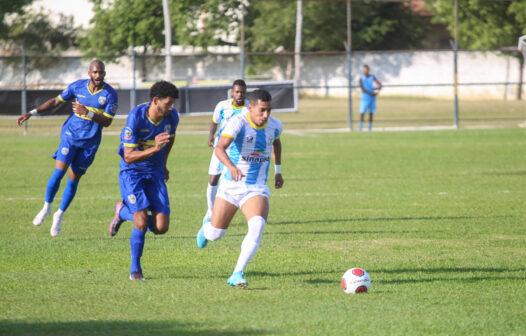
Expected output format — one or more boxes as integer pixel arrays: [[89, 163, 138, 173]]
[[119, 102, 179, 173], [58, 79, 118, 143], [212, 99, 249, 146], [220, 112, 282, 187]]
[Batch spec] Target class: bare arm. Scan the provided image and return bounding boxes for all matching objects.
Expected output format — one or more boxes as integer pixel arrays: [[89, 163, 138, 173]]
[[123, 132, 171, 164], [272, 138, 284, 189], [214, 135, 245, 181], [207, 122, 218, 147], [374, 77, 383, 93], [17, 97, 62, 126], [72, 102, 113, 128]]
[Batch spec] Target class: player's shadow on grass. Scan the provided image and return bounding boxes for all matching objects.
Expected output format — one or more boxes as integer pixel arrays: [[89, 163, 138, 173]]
[[0, 320, 272, 336]]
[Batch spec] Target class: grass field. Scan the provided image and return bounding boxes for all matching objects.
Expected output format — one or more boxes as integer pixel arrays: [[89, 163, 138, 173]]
[[1, 113, 526, 334]]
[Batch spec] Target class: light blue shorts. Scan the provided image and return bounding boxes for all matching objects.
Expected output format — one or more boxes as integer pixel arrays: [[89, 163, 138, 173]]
[[359, 98, 376, 114]]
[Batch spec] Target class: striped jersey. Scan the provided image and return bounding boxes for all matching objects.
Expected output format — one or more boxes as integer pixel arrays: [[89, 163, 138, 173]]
[[119, 102, 179, 174], [220, 112, 282, 187], [360, 74, 376, 101], [58, 79, 118, 142], [212, 99, 249, 146]]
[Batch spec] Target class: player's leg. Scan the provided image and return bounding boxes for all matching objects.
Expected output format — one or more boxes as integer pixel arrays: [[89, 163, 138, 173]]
[[359, 100, 367, 131], [51, 144, 97, 237], [197, 193, 237, 248], [205, 152, 222, 220], [33, 160, 68, 226], [110, 171, 136, 236], [227, 193, 269, 288], [130, 209, 149, 280]]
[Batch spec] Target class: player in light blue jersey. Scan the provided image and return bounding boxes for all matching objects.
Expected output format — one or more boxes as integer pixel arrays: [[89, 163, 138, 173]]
[[359, 64, 382, 131], [108, 81, 179, 280], [197, 89, 284, 288], [204, 79, 249, 221], [17, 60, 118, 237]]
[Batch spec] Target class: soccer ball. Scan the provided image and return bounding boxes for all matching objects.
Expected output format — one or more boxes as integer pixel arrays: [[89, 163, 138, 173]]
[[341, 268, 371, 294]]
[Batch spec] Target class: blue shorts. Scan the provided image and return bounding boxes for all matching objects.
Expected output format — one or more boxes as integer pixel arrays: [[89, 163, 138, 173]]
[[119, 170, 170, 215], [359, 98, 376, 114], [52, 137, 100, 176]]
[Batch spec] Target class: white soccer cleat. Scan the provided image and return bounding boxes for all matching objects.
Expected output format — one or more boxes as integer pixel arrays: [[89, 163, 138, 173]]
[[50, 211, 63, 237], [33, 207, 51, 226]]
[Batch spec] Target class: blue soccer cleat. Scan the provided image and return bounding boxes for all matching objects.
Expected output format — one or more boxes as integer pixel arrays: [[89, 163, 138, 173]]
[[196, 217, 210, 248], [227, 271, 248, 289]]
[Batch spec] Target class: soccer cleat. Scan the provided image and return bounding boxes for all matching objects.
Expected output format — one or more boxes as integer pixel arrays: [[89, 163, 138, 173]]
[[109, 201, 125, 237], [33, 207, 51, 226], [50, 211, 63, 237], [227, 271, 248, 289], [196, 217, 210, 248], [129, 271, 145, 280]]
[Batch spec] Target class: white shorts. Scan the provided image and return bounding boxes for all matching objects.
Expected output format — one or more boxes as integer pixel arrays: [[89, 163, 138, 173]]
[[217, 182, 270, 208], [208, 151, 222, 176]]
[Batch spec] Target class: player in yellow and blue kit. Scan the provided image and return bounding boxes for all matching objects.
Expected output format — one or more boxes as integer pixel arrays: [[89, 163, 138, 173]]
[[108, 81, 179, 280], [17, 60, 117, 237], [197, 89, 284, 288], [359, 64, 382, 131]]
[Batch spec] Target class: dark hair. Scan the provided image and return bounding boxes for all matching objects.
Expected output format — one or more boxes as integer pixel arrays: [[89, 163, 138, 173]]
[[363, 64, 370, 69], [150, 80, 179, 100], [232, 79, 247, 88], [250, 89, 271, 103]]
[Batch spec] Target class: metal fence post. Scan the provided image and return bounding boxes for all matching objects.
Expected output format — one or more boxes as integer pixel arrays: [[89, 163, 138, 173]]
[[21, 46, 28, 135], [130, 44, 136, 110]]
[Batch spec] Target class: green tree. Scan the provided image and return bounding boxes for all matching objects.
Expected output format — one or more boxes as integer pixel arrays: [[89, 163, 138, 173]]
[[426, 0, 526, 99], [0, 0, 33, 39]]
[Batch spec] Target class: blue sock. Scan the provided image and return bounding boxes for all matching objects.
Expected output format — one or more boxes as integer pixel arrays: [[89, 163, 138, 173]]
[[359, 120, 364, 131], [130, 227, 146, 273], [368, 121, 372, 131], [59, 178, 79, 211], [119, 203, 135, 221], [45, 168, 66, 203]]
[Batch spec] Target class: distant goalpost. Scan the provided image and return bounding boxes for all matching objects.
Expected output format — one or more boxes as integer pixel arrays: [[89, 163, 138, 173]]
[[519, 35, 526, 128]]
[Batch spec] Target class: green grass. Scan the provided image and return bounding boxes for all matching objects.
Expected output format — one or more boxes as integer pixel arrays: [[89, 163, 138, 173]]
[[1, 126, 526, 335], [1, 95, 524, 135]]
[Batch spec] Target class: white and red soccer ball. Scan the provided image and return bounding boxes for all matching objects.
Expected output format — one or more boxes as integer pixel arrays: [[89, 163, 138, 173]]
[[341, 268, 371, 294]]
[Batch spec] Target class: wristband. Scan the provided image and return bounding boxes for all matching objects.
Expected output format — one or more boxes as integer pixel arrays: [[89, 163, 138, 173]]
[[87, 111, 95, 119], [275, 164, 281, 174], [29, 109, 38, 115]]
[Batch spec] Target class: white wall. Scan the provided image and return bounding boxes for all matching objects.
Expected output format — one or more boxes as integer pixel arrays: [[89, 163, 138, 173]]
[[0, 50, 523, 99]]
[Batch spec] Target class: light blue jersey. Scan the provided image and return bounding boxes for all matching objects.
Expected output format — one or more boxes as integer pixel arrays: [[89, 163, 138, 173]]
[[360, 74, 376, 101], [212, 99, 249, 146], [220, 112, 282, 187]]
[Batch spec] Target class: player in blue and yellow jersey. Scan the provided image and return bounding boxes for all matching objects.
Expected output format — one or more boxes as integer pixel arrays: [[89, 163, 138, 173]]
[[108, 80, 179, 280], [17, 60, 118, 237], [197, 89, 284, 288], [204, 79, 249, 221], [359, 64, 382, 131]]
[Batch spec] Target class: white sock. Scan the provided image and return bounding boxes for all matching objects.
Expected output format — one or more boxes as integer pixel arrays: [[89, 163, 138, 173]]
[[203, 221, 226, 241], [206, 184, 218, 217], [233, 216, 266, 274], [43, 202, 51, 213], [54, 209, 64, 218]]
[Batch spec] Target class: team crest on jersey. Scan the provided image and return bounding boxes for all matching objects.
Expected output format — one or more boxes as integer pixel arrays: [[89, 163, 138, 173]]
[[164, 125, 171, 134], [128, 194, 137, 204], [61, 147, 69, 155], [123, 127, 133, 140], [267, 136, 274, 145], [245, 135, 254, 143], [111, 104, 118, 113], [98, 96, 106, 105]]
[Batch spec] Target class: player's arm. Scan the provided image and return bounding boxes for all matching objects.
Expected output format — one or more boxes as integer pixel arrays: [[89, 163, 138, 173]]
[[72, 102, 113, 127], [374, 76, 383, 93], [215, 135, 244, 181], [207, 121, 218, 147], [272, 138, 284, 189], [123, 132, 171, 164], [17, 97, 62, 126], [163, 135, 175, 181]]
